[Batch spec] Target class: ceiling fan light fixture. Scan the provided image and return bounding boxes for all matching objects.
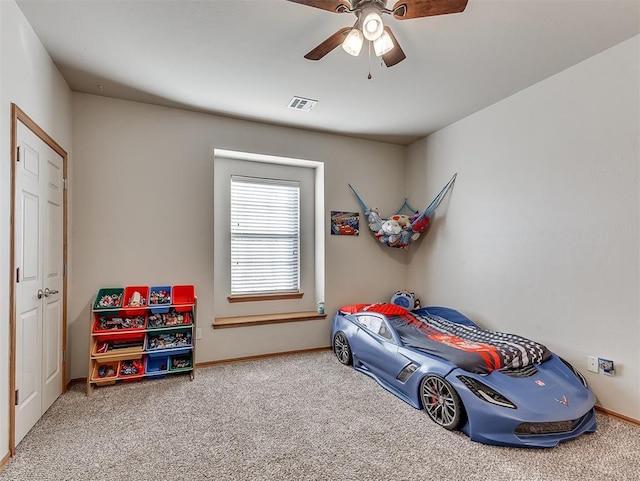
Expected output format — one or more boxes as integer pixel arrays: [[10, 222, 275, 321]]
[[362, 10, 384, 41], [342, 28, 364, 56], [373, 30, 394, 56]]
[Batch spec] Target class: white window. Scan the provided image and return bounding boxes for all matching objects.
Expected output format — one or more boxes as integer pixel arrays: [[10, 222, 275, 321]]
[[230, 175, 300, 295]]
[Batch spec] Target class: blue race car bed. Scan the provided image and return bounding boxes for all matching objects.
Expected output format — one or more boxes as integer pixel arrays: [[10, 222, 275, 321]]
[[331, 303, 597, 448]]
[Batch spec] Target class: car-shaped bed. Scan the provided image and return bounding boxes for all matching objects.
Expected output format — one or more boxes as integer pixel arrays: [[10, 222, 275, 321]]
[[331, 303, 596, 448]]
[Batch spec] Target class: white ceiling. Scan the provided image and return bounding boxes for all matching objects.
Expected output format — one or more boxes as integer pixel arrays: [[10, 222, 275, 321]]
[[16, 0, 640, 145]]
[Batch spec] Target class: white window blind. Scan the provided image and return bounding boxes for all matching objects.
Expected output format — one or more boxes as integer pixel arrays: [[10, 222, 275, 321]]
[[230, 176, 300, 295]]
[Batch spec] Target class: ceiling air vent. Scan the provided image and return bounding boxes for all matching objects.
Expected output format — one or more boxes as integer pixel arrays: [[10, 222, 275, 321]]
[[287, 96, 317, 112]]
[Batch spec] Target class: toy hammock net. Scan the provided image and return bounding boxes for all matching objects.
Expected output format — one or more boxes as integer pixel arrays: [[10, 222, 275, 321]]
[[348, 173, 457, 249]]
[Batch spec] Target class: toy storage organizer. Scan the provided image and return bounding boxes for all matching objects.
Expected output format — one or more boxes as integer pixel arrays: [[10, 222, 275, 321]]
[[87, 284, 196, 394]]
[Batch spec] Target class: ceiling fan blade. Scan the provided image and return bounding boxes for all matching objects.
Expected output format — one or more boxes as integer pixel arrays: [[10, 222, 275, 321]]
[[287, 0, 351, 13], [381, 27, 406, 67], [304, 27, 351, 60], [392, 0, 468, 20]]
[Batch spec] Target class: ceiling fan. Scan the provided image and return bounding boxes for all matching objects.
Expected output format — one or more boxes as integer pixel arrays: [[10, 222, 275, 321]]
[[287, 0, 469, 67]]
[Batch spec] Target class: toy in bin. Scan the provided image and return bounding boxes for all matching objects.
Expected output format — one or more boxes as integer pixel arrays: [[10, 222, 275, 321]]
[[127, 291, 146, 307], [149, 287, 171, 305], [98, 364, 116, 378], [171, 355, 192, 370], [95, 335, 144, 354], [148, 331, 192, 350], [148, 310, 190, 328], [96, 293, 122, 308], [120, 359, 143, 376], [97, 315, 145, 331], [94, 288, 125, 310], [96, 341, 110, 354], [123, 286, 150, 309]]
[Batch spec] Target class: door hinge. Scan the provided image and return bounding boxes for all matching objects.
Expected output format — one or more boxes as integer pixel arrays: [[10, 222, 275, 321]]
[[16, 145, 21, 162], [16, 267, 20, 283], [63, 350, 67, 362], [15, 389, 19, 406], [63, 264, 67, 277], [63, 178, 68, 190]]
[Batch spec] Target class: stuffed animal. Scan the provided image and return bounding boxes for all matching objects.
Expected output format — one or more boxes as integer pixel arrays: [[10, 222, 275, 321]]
[[376, 218, 401, 245], [366, 208, 383, 233], [411, 213, 431, 233], [376, 215, 414, 248], [390, 214, 410, 227], [391, 290, 417, 310], [380, 218, 402, 236]]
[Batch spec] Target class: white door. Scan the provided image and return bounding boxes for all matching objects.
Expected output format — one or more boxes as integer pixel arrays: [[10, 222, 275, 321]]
[[14, 120, 64, 445]]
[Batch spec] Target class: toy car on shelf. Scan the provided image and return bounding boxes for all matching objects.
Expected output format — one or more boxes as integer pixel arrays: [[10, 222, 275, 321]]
[[331, 303, 596, 448]]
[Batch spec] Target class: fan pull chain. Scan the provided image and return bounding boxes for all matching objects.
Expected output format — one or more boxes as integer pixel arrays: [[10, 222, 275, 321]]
[[367, 41, 372, 79]]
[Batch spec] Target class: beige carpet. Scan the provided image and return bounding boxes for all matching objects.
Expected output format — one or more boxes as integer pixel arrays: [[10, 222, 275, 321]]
[[2, 350, 639, 481]]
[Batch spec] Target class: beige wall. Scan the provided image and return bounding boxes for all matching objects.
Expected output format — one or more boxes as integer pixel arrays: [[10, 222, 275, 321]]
[[70, 93, 407, 380], [0, 0, 73, 459], [405, 36, 640, 419]]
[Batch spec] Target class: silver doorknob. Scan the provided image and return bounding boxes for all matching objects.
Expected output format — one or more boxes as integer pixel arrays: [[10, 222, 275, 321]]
[[44, 288, 59, 296], [37, 289, 45, 299]]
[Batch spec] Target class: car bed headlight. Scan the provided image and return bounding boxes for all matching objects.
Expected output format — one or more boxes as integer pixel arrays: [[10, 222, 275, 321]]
[[457, 375, 517, 409], [559, 357, 588, 388]]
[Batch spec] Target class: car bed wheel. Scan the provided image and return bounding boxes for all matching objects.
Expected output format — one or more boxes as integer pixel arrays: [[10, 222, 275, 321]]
[[333, 332, 352, 365], [420, 375, 463, 430]]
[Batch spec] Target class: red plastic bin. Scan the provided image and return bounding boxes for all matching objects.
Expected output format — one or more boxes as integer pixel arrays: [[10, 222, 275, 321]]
[[92, 311, 147, 334], [172, 285, 195, 305], [123, 286, 149, 309], [119, 358, 145, 378]]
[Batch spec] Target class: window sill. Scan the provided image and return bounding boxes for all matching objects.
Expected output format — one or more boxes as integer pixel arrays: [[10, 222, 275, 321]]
[[227, 292, 304, 303], [213, 311, 326, 329]]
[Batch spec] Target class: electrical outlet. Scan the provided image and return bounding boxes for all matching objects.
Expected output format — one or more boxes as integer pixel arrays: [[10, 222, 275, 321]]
[[587, 355, 599, 373], [196, 328, 202, 340]]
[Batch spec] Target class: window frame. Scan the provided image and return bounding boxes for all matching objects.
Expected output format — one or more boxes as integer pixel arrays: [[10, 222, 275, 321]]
[[213, 150, 323, 316]]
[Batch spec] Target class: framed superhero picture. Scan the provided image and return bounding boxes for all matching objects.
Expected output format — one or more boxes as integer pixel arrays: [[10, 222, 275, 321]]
[[331, 211, 359, 236]]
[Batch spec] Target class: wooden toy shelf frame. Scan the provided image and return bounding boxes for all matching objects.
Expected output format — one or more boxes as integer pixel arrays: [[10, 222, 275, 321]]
[[86, 291, 197, 395]]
